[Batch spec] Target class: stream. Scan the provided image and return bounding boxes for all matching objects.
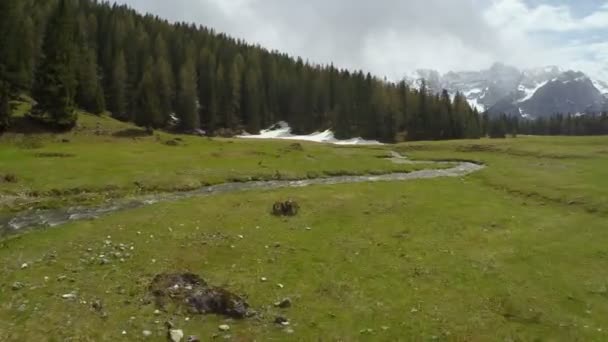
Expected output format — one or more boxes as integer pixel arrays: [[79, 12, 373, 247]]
[[0, 153, 484, 236]]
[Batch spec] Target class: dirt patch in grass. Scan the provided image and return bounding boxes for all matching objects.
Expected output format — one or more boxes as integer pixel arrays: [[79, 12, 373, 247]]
[[34, 152, 76, 158], [1, 174, 18, 183], [149, 272, 252, 319]]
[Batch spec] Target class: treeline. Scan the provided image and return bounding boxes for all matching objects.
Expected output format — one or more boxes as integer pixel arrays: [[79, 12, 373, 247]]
[[0, 0, 482, 142], [486, 112, 608, 137]]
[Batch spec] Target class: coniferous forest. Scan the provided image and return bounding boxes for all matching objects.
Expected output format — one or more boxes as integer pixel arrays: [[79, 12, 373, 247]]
[[0, 0, 484, 142]]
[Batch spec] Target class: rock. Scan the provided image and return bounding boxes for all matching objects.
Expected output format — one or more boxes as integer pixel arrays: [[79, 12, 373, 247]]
[[274, 316, 290, 326], [271, 200, 300, 217], [154, 309, 161, 315], [277, 283, 285, 289], [91, 300, 103, 312], [150, 273, 251, 319], [218, 324, 230, 332], [11, 282, 25, 291], [62, 293, 77, 300], [187, 336, 200, 342], [260, 277, 268, 282], [169, 329, 184, 342], [142, 330, 152, 337], [274, 298, 292, 308], [21, 263, 29, 269]]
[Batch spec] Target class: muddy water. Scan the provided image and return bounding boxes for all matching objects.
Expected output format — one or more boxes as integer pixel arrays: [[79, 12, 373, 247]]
[[0, 153, 484, 236]]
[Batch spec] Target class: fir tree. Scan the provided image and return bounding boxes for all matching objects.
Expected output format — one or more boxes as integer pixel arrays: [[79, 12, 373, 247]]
[[135, 59, 162, 132], [109, 51, 128, 120], [177, 60, 199, 131], [31, 0, 78, 129]]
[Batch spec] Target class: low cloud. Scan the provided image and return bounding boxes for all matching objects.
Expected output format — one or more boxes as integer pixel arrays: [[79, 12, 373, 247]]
[[117, 0, 608, 80]]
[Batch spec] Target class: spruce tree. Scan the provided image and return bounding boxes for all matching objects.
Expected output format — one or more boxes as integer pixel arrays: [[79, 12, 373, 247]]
[[135, 60, 162, 132], [177, 60, 199, 131], [76, 46, 105, 114], [31, 0, 78, 129], [0, 80, 9, 132], [110, 51, 128, 120], [243, 67, 261, 133]]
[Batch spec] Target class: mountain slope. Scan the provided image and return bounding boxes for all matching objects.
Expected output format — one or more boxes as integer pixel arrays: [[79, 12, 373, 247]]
[[405, 64, 608, 118]]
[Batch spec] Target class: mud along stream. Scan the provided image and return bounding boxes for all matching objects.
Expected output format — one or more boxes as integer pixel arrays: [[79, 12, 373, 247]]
[[0, 152, 484, 236]]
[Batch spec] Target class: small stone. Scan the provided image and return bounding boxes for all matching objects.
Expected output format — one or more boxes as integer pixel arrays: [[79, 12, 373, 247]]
[[411, 307, 419, 313], [62, 293, 77, 300], [11, 282, 25, 291], [187, 336, 201, 342], [21, 263, 28, 269], [169, 329, 184, 342], [44, 276, 49, 282], [306, 227, 312, 231], [142, 330, 152, 337], [121, 330, 127, 335], [154, 309, 161, 315], [274, 316, 290, 326], [218, 324, 230, 332], [277, 283, 284, 289], [91, 300, 103, 312], [238, 235, 244, 239], [381, 326, 390, 331], [274, 298, 292, 308], [260, 277, 268, 282]]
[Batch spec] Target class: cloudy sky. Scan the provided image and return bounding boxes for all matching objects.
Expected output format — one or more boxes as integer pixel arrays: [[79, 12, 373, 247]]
[[115, 0, 608, 80]]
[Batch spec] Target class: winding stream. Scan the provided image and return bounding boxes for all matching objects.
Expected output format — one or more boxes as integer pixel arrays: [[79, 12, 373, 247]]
[[0, 153, 484, 236]]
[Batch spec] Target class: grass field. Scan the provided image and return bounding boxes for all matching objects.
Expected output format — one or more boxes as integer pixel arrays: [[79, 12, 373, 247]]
[[1, 112, 608, 341]]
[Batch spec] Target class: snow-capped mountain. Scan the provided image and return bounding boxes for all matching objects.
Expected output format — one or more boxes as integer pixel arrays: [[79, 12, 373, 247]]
[[404, 63, 608, 118]]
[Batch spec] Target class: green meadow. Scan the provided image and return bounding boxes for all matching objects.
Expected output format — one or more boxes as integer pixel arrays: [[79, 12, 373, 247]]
[[1, 113, 608, 341]]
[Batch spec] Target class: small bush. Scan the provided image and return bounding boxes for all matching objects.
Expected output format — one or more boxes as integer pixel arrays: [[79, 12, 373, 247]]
[[272, 200, 300, 217]]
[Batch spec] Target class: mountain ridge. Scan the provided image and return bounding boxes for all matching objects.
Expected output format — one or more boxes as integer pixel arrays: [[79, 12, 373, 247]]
[[404, 63, 608, 118]]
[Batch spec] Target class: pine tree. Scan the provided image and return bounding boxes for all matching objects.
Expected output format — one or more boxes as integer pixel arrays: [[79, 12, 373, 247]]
[[177, 60, 199, 131], [76, 46, 105, 114], [227, 54, 244, 129], [110, 51, 128, 120], [135, 59, 162, 132], [31, 0, 78, 129], [243, 67, 261, 133], [0, 80, 9, 132], [155, 56, 174, 124]]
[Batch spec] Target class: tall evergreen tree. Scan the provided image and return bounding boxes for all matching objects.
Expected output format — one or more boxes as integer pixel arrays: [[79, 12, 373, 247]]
[[135, 60, 163, 132], [0, 81, 9, 132], [177, 60, 199, 131], [109, 51, 128, 120], [31, 0, 78, 129], [243, 67, 261, 133]]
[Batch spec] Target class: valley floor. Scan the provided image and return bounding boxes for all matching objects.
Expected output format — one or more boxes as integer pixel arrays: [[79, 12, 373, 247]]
[[1, 115, 608, 340]]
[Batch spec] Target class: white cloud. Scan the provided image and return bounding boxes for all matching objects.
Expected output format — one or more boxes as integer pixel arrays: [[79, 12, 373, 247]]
[[116, 0, 608, 81]]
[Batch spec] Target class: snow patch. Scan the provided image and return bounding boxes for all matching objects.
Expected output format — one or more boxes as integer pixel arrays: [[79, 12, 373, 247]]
[[467, 98, 485, 112], [237, 122, 383, 146], [592, 79, 608, 95], [517, 81, 548, 103]]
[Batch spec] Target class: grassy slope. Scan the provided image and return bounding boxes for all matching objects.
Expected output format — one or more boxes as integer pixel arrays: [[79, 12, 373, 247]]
[[0, 111, 440, 212], [1, 107, 608, 340]]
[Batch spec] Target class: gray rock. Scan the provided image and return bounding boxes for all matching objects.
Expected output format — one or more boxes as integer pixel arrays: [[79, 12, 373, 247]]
[[187, 336, 201, 342], [218, 324, 230, 332], [61, 293, 77, 300], [274, 298, 292, 308], [11, 282, 25, 291], [169, 329, 184, 342], [142, 330, 152, 337]]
